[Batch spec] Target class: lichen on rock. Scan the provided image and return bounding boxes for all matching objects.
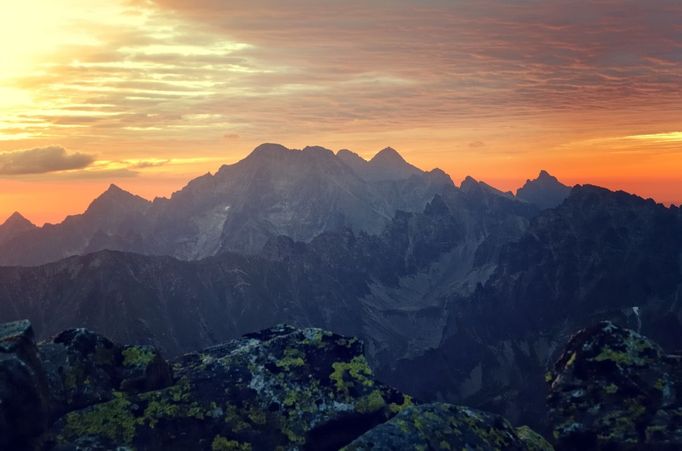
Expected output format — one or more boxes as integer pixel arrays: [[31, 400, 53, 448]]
[[343, 403, 553, 450], [1, 319, 551, 451], [547, 321, 682, 450]]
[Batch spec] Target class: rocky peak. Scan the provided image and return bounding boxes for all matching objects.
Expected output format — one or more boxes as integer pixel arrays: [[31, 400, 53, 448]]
[[1, 211, 35, 229], [366, 147, 422, 181], [460, 176, 513, 199], [246, 142, 290, 159], [459, 175, 480, 192], [0, 211, 37, 244], [337, 148, 366, 163], [370, 146, 404, 164], [85, 184, 150, 216], [516, 170, 571, 210]]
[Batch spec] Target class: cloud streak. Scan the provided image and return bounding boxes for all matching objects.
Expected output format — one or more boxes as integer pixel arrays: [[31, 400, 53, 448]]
[[5, 0, 681, 145], [0, 146, 95, 175]]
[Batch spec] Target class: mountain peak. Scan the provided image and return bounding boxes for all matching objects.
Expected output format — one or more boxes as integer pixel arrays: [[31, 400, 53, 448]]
[[516, 170, 571, 209], [87, 184, 149, 215], [1, 211, 35, 229], [536, 170, 559, 182], [365, 147, 422, 181], [460, 176, 513, 199], [370, 147, 405, 164], [337, 148, 366, 162], [460, 176, 479, 191], [105, 183, 125, 194], [0, 211, 36, 243], [248, 143, 289, 158], [302, 145, 334, 155], [97, 184, 136, 201]]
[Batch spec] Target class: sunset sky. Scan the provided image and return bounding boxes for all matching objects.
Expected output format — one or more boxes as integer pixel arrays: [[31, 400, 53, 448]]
[[1, 0, 681, 224]]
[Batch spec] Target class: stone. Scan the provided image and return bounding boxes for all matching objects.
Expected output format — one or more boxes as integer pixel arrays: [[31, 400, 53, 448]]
[[49, 324, 412, 450], [342, 402, 553, 450], [39, 328, 172, 419], [547, 321, 682, 450], [0, 319, 50, 450]]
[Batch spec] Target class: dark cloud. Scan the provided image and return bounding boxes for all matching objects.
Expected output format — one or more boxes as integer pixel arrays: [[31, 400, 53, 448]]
[[0, 147, 95, 175]]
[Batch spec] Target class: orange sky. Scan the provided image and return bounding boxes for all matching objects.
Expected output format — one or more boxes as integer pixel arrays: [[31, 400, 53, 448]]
[[1, 0, 681, 225]]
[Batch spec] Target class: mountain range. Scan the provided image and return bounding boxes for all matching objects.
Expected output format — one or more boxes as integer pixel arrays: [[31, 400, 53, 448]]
[[2, 143, 678, 434], [0, 144, 457, 265], [0, 143, 570, 266]]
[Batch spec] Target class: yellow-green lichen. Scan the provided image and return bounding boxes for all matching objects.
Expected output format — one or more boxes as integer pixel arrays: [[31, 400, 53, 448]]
[[389, 394, 413, 414], [357, 390, 386, 413], [276, 348, 305, 369], [61, 391, 137, 444], [604, 383, 619, 394], [143, 398, 180, 428], [330, 355, 373, 393], [211, 435, 252, 451], [247, 406, 267, 425], [122, 346, 156, 367], [516, 425, 554, 451], [593, 349, 632, 364]]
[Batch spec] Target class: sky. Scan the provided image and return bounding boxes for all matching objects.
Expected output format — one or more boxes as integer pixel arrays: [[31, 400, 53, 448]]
[[0, 0, 681, 224]]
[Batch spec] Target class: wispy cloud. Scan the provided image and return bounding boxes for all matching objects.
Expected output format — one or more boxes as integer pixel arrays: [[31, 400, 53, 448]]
[[4, 0, 681, 146]]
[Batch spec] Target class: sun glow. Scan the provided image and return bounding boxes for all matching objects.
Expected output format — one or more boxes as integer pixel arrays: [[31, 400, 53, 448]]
[[626, 132, 682, 143]]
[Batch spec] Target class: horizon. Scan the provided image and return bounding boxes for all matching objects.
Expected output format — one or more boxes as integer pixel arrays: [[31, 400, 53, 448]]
[[1, 0, 681, 224], [1, 142, 677, 227]]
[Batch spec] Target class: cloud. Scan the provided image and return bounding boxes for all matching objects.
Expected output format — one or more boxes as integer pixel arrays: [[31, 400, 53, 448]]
[[469, 141, 485, 148], [0, 146, 95, 175]]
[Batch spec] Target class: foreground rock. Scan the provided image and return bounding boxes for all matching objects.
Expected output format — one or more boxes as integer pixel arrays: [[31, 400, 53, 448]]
[[547, 321, 682, 450], [0, 320, 549, 450], [0, 320, 50, 450], [41, 328, 172, 419], [343, 403, 552, 450], [50, 324, 411, 450]]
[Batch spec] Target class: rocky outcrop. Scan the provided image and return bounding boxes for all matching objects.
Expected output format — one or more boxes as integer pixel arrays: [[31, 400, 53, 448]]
[[0, 320, 548, 450], [547, 321, 682, 450], [40, 328, 172, 419], [0, 320, 50, 450], [343, 403, 553, 450]]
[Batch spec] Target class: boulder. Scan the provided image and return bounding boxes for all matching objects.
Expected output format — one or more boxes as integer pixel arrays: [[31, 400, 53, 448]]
[[0, 319, 50, 450], [39, 328, 172, 418], [0, 320, 550, 451], [49, 324, 412, 450], [343, 403, 553, 450], [547, 321, 682, 450]]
